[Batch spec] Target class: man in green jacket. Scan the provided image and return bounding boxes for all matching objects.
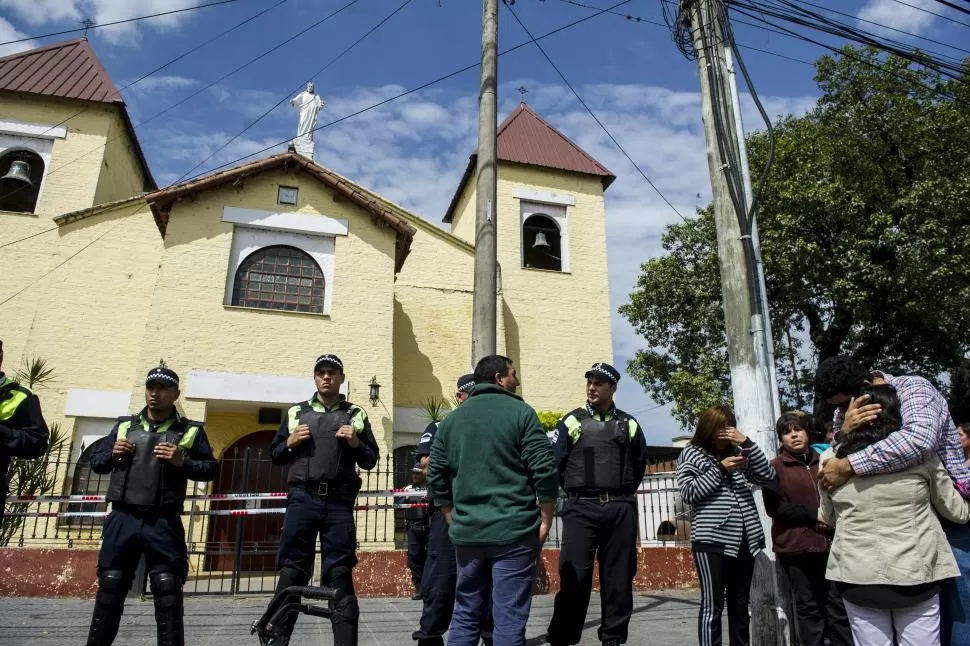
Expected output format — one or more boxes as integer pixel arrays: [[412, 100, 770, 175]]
[[427, 354, 558, 646]]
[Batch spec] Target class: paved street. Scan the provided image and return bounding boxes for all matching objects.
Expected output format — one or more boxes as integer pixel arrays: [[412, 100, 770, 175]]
[[0, 590, 708, 645]]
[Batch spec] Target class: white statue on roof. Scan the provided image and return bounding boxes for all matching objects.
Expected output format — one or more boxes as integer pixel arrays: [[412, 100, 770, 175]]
[[291, 82, 324, 142]]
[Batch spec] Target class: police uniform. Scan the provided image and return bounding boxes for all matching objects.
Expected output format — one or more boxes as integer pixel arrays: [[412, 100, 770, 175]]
[[547, 363, 648, 646], [412, 374, 493, 646], [86, 368, 217, 646], [0, 366, 50, 522], [401, 461, 430, 598], [269, 354, 380, 646]]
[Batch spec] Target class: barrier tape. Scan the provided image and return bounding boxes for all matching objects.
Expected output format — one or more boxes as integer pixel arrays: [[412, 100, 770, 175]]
[[6, 484, 678, 505], [5, 502, 429, 519]]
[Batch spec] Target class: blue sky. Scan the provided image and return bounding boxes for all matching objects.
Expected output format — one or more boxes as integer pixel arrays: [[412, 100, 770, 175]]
[[1, 0, 966, 442]]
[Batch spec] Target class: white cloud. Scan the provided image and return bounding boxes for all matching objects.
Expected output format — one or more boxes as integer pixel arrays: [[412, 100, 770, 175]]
[[857, 0, 937, 37], [0, 16, 34, 56], [0, 0, 204, 44], [144, 80, 817, 440], [127, 74, 196, 94]]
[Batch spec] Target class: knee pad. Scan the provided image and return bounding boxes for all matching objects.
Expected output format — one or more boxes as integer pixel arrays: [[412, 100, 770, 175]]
[[331, 593, 360, 625], [322, 565, 355, 594], [149, 572, 181, 609], [96, 570, 129, 607], [278, 566, 311, 590]]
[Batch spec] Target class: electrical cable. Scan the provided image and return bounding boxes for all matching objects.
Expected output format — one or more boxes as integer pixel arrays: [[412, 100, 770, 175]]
[[176, 0, 416, 182], [929, 0, 970, 17], [502, 0, 688, 222], [0, 0, 247, 47], [179, 0, 637, 181], [884, 0, 970, 30]]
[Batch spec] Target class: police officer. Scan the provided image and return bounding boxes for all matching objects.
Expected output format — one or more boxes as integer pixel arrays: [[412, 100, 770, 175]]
[[268, 353, 380, 646], [412, 374, 493, 646], [401, 459, 430, 600], [546, 363, 648, 646], [86, 366, 218, 646], [0, 338, 50, 522]]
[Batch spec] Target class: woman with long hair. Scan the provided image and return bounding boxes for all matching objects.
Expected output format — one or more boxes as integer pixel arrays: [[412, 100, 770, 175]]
[[677, 406, 776, 646], [820, 384, 970, 645]]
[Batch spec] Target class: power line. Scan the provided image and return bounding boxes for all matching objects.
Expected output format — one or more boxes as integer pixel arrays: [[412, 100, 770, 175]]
[[181, 0, 638, 181], [0, 0, 360, 204], [0, 0, 247, 47], [177, 0, 416, 182], [887, 0, 970, 29], [930, 0, 970, 17]]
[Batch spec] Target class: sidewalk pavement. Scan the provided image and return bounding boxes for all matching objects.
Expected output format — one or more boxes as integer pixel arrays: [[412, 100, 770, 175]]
[[0, 590, 707, 645]]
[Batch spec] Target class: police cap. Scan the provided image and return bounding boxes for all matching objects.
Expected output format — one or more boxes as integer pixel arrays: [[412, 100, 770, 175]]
[[146, 367, 179, 388], [584, 362, 620, 386], [456, 373, 475, 393], [314, 354, 344, 373]]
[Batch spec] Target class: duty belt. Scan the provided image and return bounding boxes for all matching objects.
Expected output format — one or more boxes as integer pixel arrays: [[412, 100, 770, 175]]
[[569, 491, 637, 504], [301, 480, 356, 497]]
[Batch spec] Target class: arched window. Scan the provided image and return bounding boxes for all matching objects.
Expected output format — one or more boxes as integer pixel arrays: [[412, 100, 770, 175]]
[[0, 149, 45, 214], [232, 245, 325, 313], [522, 214, 562, 272]]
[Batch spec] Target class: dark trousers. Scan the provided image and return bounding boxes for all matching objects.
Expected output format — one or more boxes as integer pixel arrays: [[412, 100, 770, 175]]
[[274, 487, 359, 644], [97, 507, 188, 581], [780, 553, 852, 646], [693, 549, 755, 646], [547, 498, 638, 645], [407, 519, 430, 587], [412, 509, 493, 646]]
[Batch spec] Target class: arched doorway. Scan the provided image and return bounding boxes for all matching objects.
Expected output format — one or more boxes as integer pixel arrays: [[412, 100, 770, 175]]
[[205, 430, 287, 572]]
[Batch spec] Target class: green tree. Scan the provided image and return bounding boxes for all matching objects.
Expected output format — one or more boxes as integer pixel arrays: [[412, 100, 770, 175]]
[[620, 46, 970, 430], [1, 358, 68, 546]]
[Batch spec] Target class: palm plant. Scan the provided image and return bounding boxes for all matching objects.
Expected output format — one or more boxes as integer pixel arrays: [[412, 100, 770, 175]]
[[1, 358, 68, 546]]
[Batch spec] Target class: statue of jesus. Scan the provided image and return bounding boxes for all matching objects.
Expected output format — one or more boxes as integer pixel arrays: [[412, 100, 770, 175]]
[[290, 82, 325, 141]]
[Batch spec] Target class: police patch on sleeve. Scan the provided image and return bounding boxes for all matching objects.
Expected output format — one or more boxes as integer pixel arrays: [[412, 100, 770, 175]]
[[549, 428, 559, 444]]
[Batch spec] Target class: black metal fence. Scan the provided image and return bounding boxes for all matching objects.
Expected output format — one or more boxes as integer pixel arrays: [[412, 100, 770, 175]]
[[2, 443, 689, 595]]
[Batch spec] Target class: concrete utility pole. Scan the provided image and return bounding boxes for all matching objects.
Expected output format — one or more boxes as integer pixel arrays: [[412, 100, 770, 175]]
[[687, 1, 789, 644], [471, 0, 500, 365]]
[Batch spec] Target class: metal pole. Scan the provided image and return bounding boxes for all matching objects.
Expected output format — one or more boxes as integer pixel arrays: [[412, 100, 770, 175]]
[[471, 0, 499, 365], [230, 447, 252, 595], [688, 2, 788, 643]]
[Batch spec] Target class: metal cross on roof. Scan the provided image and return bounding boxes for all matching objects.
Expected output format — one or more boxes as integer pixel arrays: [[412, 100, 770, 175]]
[[81, 18, 96, 37], [516, 86, 529, 101]]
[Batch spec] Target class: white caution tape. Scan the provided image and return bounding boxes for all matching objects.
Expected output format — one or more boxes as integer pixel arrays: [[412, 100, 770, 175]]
[[5, 502, 429, 519]]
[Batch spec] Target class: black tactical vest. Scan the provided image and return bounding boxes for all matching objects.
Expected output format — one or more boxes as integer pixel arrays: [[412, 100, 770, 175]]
[[562, 409, 638, 493], [287, 403, 359, 486], [105, 416, 192, 507]]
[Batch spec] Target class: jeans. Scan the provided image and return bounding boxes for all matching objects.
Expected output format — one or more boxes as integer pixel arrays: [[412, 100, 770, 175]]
[[450, 536, 540, 646], [779, 553, 852, 646], [941, 520, 970, 646]]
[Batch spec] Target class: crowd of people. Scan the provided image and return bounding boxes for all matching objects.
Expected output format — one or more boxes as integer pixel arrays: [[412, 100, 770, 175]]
[[679, 356, 970, 646], [4, 334, 970, 646]]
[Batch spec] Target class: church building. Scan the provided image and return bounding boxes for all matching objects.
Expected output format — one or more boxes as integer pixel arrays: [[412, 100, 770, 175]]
[[0, 39, 616, 561]]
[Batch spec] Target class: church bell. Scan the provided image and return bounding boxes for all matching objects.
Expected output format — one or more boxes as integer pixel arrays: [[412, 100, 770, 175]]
[[1, 160, 33, 187], [532, 231, 550, 249]]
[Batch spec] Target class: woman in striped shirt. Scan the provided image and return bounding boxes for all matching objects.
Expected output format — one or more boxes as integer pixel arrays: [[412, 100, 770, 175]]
[[677, 405, 776, 646]]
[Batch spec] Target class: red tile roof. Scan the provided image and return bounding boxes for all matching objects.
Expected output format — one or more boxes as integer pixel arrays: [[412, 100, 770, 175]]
[[444, 103, 614, 222], [0, 38, 155, 190], [0, 38, 122, 103]]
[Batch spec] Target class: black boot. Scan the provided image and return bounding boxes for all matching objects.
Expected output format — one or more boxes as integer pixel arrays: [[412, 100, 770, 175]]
[[86, 570, 129, 646], [149, 572, 184, 646]]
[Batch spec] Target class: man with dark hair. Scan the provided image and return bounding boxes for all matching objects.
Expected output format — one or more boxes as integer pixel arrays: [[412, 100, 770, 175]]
[[86, 366, 217, 646], [267, 353, 380, 646], [427, 355, 558, 646], [412, 374, 493, 646], [815, 355, 970, 645], [0, 338, 50, 523], [546, 362, 648, 646]]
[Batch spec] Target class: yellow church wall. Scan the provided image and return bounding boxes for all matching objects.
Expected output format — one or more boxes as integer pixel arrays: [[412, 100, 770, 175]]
[[0, 94, 114, 221], [496, 164, 614, 413], [0, 202, 163, 453], [446, 177, 476, 245], [92, 110, 148, 206], [393, 214, 474, 408], [126, 169, 398, 454]]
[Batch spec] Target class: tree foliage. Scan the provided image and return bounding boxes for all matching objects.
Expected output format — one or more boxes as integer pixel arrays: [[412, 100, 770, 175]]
[[620, 46, 970, 430]]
